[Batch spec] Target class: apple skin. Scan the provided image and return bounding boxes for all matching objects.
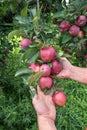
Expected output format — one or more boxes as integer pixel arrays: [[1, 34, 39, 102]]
[[40, 46, 56, 62], [69, 25, 80, 36], [53, 91, 67, 106], [51, 60, 62, 75], [39, 77, 53, 90], [59, 21, 71, 32], [40, 64, 51, 77], [20, 38, 32, 49], [75, 15, 87, 27], [29, 63, 40, 73]]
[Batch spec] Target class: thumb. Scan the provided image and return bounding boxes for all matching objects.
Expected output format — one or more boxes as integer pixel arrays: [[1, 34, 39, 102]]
[[57, 70, 66, 78]]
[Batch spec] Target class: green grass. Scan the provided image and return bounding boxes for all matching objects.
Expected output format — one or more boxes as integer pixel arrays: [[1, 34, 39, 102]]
[[55, 79, 87, 130]]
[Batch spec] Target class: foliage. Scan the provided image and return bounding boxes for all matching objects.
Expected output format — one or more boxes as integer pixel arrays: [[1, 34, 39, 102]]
[[0, 0, 87, 130], [53, 0, 87, 66]]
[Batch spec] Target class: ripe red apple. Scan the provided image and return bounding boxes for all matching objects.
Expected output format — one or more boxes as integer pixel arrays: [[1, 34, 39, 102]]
[[40, 46, 56, 62], [40, 64, 51, 76], [29, 63, 40, 73], [59, 21, 71, 32], [51, 60, 62, 75], [77, 30, 85, 39], [39, 77, 53, 90], [53, 91, 67, 106], [20, 38, 32, 49], [75, 15, 87, 27], [69, 25, 80, 36]]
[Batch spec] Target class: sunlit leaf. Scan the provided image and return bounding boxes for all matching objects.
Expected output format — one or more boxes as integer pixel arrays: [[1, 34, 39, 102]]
[[15, 68, 34, 77]]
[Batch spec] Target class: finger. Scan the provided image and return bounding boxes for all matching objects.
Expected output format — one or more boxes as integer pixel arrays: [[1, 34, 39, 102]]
[[60, 57, 68, 63], [57, 71, 66, 78], [30, 86, 37, 98], [49, 86, 55, 96], [60, 57, 67, 61], [37, 85, 44, 96], [32, 94, 38, 104], [32, 94, 39, 109]]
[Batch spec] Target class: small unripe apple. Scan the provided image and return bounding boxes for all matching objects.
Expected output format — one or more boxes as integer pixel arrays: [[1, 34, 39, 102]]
[[51, 60, 62, 75], [75, 15, 87, 27], [69, 25, 80, 36], [40, 64, 51, 77], [53, 91, 67, 106], [39, 77, 53, 90], [40, 46, 56, 62], [77, 30, 85, 39], [59, 21, 71, 32], [20, 38, 32, 49], [29, 63, 40, 73]]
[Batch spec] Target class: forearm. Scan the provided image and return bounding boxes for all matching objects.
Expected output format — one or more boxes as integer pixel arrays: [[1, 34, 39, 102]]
[[70, 65, 87, 84], [37, 116, 57, 130]]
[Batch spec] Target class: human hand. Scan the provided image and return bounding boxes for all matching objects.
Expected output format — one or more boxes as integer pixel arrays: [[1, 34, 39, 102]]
[[31, 86, 56, 121], [57, 57, 73, 78]]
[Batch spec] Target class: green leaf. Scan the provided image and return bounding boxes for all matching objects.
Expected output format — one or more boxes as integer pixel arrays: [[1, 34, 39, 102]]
[[28, 71, 42, 86], [30, 8, 37, 17], [53, 11, 65, 19], [30, 42, 43, 49], [62, 33, 72, 44], [15, 16, 30, 24], [22, 74, 30, 85], [8, 30, 24, 41], [27, 51, 39, 63], [15, 68, 34, 77], [22, 48, 39, 63], [53, 44, 62, 52], [21, 5, 28, 18], [83, 26, 87, 32], [79, 39, 87, 44], [32, 8, 42, 24]]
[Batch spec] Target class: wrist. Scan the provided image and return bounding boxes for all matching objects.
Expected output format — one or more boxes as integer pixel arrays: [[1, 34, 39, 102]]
[[37, 115, 57, 130], [37, 114, 55, 122], [68, 64, 75, 78]]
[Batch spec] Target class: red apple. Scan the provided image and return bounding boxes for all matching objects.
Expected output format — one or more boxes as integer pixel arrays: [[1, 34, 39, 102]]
[[59, 21, 71, 32], [29, 63, 40, 73], [75, 15, 87, 27], [51, 60, 62, 75], [39, 77, 53, 90], [69, 25, 80, 36], [20, 38, 32, 49], [53, 91, 67, 106], [40, 64, 51, 76], [40, 46, 56, 62]]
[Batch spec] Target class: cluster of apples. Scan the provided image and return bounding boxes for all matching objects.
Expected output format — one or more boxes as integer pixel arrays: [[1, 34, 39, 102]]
[[59, 15, 87, 38], [20, 38, 67, 106], [29, 46, 62, 89], [29, 46, 66, 106]]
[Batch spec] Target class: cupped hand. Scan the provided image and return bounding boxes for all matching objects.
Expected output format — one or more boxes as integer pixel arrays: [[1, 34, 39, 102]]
[[57, 57, 73, 78], [32, 86, 56, 121]]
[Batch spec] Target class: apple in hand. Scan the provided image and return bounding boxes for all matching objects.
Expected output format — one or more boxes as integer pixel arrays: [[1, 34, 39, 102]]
[[53, 91, 67, 106]]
